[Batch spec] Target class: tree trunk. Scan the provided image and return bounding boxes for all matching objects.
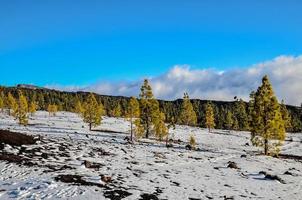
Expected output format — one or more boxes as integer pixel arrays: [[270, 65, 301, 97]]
[[146, 119, 149, 138], [165, 135, 168, 147], [264, 138, 268, 155], [130, 118, 133, 141]]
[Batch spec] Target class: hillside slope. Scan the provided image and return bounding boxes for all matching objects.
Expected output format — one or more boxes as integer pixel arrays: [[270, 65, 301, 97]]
[[1, 85, 301, 132], [0, 111, 302, 199]]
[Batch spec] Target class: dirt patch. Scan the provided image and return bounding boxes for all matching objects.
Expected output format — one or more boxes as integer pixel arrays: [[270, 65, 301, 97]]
[[0, 153, 35, 166], [103, 189, 132, 200], [139, 193, 159, 200], [0, 153, 28, 164], [55, 175, 131, 199], [227, 161, 239, 169], [43, 165, 74, 173], [91, 129, 127, 134], [0, 129, 37, 146], [0, 134, 74, 172], [259, 171, 285, 184], [55, 174, 107, 188], [84, 160, 104, 169], [277, 154, 302, 162]]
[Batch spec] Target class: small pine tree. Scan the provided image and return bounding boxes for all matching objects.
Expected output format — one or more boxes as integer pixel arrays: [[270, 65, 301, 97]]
[[234, 99, 249, 130], [139, 79, 160, 138], [268, 110, 286, 156], [82, 93, 104, 131], [125, 97, 140, 141], [134, 118, 145, 140], [225, 110, 234, 130], [16, 91, 29, 125], [249, 75, 286, 155], [47, 104, 58, 116], [112, 103, 122, 117], [205, 102, 215, 132], [154, 111, 168, 141], [233, 117, 239, 131], [280, 100, 292, 131], [7, 92, 18, 116], [74, 100, 84, 115], [166, 117, 176, 146], [29, 101, 37, 116], [178, 93, 197, 126], [189, 134, 196, 150]]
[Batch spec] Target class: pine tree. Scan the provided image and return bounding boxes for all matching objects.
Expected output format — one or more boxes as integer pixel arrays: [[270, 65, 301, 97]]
[[139, 79, 160, 138], [249, 75, 286, 156], [205, 102, 215, 132], [37, 93, 45, 110], [74, 100, 84, 115], [82, 93, 104, 131], [112, 103, 122, 117], [189, 134, 196, 150], [280, 100, 292, 131], [29, 101, 37, 116], [134, 118, 145, 139], [7, 92, 18, 116], [166, 117, 176, 146], [16, 91, 29, 125], [178, 93, 197, 126], [291, 117, 302, 132], [47, 104, 58, 116], [225, 110, 234, 130], [233, 117, 239, 131], [234, 99, 249, 130], [125, 97, 140, 141], [217, 107, 226, 129], [153, 111, 168, 141]]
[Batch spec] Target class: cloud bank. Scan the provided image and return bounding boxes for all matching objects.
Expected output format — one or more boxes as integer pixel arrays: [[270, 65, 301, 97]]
[[49, 55, 302, 106]]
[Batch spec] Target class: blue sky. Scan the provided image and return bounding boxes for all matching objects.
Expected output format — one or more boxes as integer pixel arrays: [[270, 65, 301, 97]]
[[0, 0, 302, 86]]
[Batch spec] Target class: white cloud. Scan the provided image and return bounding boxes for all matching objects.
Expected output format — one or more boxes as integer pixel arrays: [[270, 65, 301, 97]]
[[48, 55, 302, 106]]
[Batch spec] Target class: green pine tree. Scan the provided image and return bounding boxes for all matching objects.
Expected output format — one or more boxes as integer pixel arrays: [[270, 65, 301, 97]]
[[225, 110, 234, 130], [234, 99, 249, 130], [82, 93, 104, 130], [139, 79, 160, 138], [29, 101, 37, 116], [205, 102, 215, 132], [249, 75, 286, 156], [47, 104, 58, 116], [16, 91, 29, 125], [134, 118, 145, 140], [166, 117, 176, 146], [280, 100, 292, 131], [189, 134, 196, 150], [112, 103, 122, 117], [217, 107, 226, 130], [74, 100, 84, 115], [233, 117, 239, 131], [153, 111, 168, 141], [126, 96, 140, 141], [7, 92, 18, 116], [178, 93, 197, 126]]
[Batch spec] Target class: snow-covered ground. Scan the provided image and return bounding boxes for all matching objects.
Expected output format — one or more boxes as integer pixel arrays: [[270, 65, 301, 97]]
[[0, 111, 302, 200]]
